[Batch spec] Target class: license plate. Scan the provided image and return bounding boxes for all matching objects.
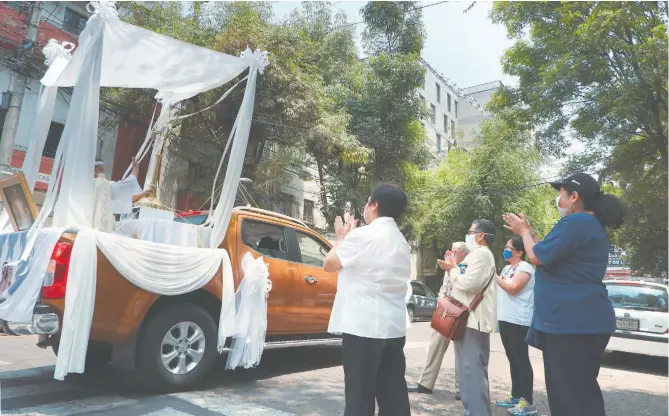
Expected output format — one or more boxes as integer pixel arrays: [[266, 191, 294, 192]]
[[616, 318, 639, 331]]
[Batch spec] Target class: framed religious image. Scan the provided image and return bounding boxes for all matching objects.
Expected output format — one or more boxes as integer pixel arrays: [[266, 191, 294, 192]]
[[0, 172, 38, 232]]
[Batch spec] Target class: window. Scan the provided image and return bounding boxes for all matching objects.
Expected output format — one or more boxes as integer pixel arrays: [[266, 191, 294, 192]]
[[606, 283, 668, 313], [278, 193, 295, 218], [303, 200, 315, 224], [436, 83, 441, 103], [424, 285, 436, 297], [411, 281, 426, 296], [455, 100, 458, 118], [241, 220, 289, 260], [430, 104, 436, 124], [42, 122, 64, 158], [444, 115, 449, 132], [451, 120, 456, 138], [296, 231, 329, 267], [63, 8, 88, 36], [436, 133, 442, 152], [447, 93, 452, 113]]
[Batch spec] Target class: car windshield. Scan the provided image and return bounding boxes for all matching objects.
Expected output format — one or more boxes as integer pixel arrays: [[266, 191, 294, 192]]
[[606, 283, 669, 313], [174, 214, 208, 225]]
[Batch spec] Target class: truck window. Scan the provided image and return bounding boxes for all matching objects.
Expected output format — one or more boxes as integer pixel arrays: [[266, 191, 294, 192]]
[[295, 231, 329, 268], [241, 220, 289, 260]]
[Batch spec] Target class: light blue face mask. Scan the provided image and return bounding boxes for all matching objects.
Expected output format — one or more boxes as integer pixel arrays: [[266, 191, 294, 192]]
[[503, 249, 513, 261]]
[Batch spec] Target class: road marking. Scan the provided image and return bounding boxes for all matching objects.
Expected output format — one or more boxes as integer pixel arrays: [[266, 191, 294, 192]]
[[0, 360, 11, 365]]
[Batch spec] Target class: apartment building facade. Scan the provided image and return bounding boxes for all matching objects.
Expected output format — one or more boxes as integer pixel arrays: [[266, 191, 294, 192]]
[[418, 59, 459, 157]]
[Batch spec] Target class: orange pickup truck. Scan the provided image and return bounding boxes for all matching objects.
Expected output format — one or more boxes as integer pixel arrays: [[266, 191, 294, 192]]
[[3, 207, 339, 390]]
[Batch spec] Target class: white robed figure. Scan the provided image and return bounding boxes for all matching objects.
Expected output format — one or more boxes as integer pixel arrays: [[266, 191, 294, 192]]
[[92, 157, 150, 232]]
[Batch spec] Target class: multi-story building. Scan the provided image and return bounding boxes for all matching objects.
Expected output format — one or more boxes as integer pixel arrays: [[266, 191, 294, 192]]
[[418, 59, 459, 158], [457, 80, 503, 149]]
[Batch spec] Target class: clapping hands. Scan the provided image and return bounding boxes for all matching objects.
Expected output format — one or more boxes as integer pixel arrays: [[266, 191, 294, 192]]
[[437, 250, 457, 271], [335, 216, 358, 242]]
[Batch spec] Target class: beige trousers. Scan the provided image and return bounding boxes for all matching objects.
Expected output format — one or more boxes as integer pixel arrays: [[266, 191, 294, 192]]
[[418, 329, 460, 392]]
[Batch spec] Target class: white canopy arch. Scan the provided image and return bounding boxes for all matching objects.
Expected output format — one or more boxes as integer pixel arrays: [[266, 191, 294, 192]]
[[29, 0, 267, 250]]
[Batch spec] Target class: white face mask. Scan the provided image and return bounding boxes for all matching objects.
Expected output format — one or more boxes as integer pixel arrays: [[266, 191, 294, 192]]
[[555, 195, 569, 217], [95, 172, 106, 180], [465, 234, 480, 252]]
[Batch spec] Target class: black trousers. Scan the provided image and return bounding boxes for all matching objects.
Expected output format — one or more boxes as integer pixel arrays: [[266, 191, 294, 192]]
[[499, 321, 534, 404], [342, 333, 411, 416], [542, 332, 611, 416]]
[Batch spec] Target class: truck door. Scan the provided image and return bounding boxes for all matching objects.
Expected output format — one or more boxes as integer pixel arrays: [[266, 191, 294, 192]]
[[287, 228, 338, 334], [237, 218, 300, 334]]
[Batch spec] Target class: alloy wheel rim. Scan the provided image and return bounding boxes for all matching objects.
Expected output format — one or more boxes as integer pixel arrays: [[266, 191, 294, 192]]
[[160, 321, 206, 375]]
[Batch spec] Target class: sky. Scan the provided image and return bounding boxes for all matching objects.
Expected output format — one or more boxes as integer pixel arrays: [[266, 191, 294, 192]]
[[270, 1, 575, 176], [271, 1, 517, 89]]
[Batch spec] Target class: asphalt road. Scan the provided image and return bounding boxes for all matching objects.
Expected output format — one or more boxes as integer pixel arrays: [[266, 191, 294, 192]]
[[0, 323, 667, 415]]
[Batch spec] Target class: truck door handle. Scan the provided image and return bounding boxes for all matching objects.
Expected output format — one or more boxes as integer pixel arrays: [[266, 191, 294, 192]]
[[304, 276, 318, 284]]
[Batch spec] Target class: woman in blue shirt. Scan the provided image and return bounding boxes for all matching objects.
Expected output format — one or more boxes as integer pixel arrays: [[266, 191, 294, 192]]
[[503, 173, 625, 416]]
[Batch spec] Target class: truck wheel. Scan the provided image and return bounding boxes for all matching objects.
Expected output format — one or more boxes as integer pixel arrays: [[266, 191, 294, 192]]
[[52, 341, 112, 369], [407, 305, 415, 323], [135, 303, 217, 392]]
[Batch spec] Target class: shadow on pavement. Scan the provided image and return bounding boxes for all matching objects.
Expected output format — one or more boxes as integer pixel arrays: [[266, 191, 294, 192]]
[[602, 351, 668, 376]]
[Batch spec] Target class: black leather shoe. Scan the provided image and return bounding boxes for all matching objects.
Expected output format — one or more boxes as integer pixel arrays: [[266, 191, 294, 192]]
[[407, 384, 433, 394]]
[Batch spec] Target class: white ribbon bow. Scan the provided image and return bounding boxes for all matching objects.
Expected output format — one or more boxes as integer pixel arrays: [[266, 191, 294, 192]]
[[42, 39, 75, 67], [240, 48, 270, 75], [86, 1, 119, 21]]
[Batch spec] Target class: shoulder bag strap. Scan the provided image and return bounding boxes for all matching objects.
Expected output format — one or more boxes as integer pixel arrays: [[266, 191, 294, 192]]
[[467, 268, 496, 312]]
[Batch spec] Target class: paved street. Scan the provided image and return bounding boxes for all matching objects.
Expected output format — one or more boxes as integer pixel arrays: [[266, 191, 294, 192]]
[[0, 323, 667, 415]]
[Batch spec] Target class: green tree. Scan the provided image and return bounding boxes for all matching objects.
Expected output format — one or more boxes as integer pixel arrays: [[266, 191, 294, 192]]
[[337, 1, 430, 221], [489, 1, 668, 276], [406, 117, 558, 266]]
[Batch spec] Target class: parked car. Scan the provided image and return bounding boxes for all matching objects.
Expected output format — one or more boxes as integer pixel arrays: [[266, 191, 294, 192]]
[[407, 280, 437, 322], [605, 279, 668, 357], [2, 207, 340, 391]]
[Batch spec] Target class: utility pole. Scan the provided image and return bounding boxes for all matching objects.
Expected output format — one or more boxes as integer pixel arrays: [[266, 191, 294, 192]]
[[0, 2, 43, 176]]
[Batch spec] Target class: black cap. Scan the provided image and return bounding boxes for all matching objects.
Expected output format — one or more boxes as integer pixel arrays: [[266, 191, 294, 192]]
[[550, 173, 602, 196]]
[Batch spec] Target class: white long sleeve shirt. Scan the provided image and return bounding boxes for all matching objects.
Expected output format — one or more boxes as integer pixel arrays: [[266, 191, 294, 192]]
[[327, 217, 411, 339]]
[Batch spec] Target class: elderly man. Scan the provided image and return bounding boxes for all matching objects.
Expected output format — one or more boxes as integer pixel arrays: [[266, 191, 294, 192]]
[[92, 157, 151, 232], [408, 241, 470, 398]]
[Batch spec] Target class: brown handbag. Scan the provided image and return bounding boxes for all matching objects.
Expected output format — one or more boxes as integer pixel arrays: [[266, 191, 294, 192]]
[[430, 270, 495, 341]]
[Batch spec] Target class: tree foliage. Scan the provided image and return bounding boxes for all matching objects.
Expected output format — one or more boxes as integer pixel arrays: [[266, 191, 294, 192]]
[[489, 1, 668, 276], [406, 117, 558, 266]]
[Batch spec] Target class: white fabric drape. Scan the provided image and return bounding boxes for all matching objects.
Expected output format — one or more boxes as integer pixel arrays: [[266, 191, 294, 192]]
[[226, 253, 270, 370], [55, 228, 238, 380], [41, 3, 252, 104], [0, 228, 64, 323], [115, 218, 199, 247], [208, 49, 268, 248], [0, 40, 73, 232]]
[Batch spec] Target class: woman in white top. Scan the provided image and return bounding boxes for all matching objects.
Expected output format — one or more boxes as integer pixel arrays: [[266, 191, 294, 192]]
[[494, 235, 536, 416]]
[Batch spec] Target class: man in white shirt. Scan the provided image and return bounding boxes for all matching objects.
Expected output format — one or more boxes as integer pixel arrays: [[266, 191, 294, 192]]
[[92, 157, 150, 232], [324, 183, 412, 416], [408, 241, 469, 398], [439, 219, 497, 416]]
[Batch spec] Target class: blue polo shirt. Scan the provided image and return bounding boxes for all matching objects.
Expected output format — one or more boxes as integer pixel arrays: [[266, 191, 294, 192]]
[[532, 213, 615, 334]]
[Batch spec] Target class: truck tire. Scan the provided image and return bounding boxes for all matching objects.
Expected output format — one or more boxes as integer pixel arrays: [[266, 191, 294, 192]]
[[135, 302, 217, 392], [407, 305, 415, 323], [52, 341, 112, 370]]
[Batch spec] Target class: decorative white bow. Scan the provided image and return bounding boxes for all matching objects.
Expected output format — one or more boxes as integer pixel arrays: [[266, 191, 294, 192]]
[[42, 39, 75, 67], [86, 1, 119, 21], [240, 48, 270, 75]]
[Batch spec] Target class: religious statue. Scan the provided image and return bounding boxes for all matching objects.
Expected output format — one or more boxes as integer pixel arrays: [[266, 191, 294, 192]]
[[92, 158, 152, 232]]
